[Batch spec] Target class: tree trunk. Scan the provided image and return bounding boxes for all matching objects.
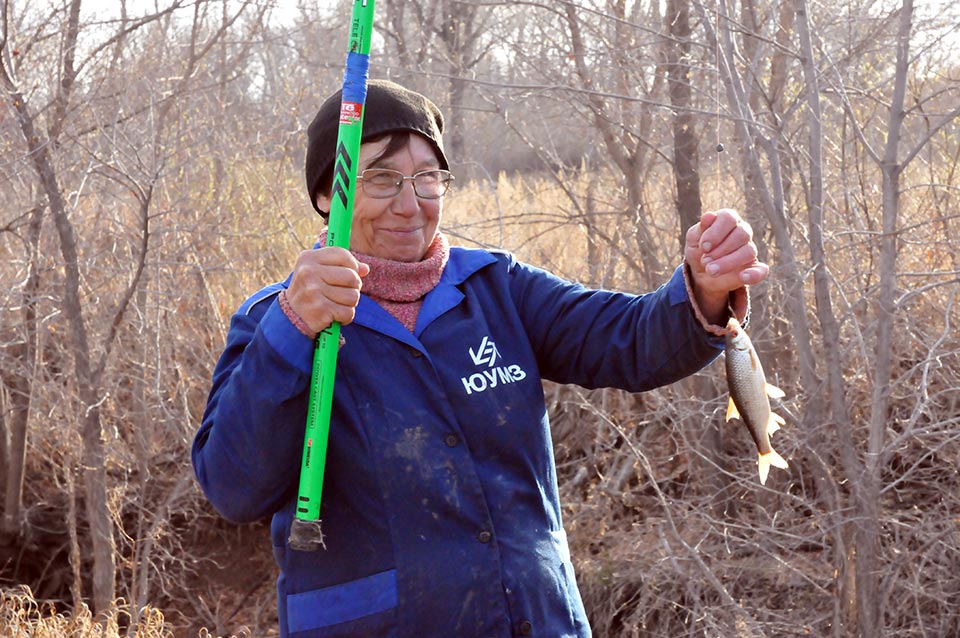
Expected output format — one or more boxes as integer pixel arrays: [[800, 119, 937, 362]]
[[794, 2, 861, 633], [448, 74, 468, 163], [0, 204, 41, 542], [699, 0, 819, 392], [2, 341, 32, 543], [858, 3, 914, 635], [0, 386, 7, 528], [438, 1, 482, 164], [734, 0, 770, 266], [2, 67, 118, 618], [81, 401, 117, 615], [666, 0, 702, 241]]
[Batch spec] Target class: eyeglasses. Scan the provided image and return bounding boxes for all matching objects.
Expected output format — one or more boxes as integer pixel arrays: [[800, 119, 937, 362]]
[[358, 168, 454, 199]]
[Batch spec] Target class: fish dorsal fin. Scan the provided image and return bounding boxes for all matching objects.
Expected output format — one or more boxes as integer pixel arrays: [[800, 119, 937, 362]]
[[726, 397, 740, 421], [766, 383, 785, 399]]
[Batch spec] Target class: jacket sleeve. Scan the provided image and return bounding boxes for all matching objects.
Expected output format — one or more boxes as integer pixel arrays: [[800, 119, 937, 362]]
[[192, 286, 315, 523], [506, 257, 725, 392]]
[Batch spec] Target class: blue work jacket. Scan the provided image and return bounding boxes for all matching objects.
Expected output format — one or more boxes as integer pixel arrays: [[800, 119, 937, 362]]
[[193, 247, 725, 638]]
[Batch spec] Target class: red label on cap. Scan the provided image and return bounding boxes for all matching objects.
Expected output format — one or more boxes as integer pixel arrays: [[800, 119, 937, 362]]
[[340, 102, 363, 124]]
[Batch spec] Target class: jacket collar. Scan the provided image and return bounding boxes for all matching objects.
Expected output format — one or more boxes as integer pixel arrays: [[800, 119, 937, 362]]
[[354, 247, 497, 345]]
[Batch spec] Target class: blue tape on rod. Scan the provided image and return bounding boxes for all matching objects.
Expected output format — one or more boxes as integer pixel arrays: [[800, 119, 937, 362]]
[[342, 52, 370, 105]]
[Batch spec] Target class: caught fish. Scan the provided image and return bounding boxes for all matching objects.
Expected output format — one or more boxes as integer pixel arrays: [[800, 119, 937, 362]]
[[724, 316, 789, 484]]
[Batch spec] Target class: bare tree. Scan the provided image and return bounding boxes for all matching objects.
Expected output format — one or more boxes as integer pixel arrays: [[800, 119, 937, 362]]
[[0, 0, 267, 615], [0, 0, 124, 610], [379, 0, 499, 164], [0, 203, 42, 546], [665, 0, 702, 238], [698, 0, 960, 634], [827, 0, 959, 633]]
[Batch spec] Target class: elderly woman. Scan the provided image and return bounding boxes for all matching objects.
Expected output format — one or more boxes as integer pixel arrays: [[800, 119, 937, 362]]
[[192, 80, 767, 638]]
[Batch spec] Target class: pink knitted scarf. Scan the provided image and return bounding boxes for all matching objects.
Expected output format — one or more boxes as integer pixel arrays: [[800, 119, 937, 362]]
[[318, 229, 450, 332]]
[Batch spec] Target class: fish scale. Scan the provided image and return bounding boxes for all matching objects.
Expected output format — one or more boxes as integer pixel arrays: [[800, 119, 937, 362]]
[[723, 316, 789, 484]]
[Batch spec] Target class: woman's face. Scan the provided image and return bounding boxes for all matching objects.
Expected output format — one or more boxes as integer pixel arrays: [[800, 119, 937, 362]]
[[318, 133, 443, 262]]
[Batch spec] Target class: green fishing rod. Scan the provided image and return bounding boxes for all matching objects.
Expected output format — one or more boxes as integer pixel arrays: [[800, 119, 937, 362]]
[[288, 0, 376, 552]]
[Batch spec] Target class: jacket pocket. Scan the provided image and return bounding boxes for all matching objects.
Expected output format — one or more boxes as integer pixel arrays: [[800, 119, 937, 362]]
[[287, 569, 398, 636]]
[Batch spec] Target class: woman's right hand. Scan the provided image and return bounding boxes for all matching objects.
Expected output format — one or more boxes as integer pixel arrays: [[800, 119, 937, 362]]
[[285, 246, 370, 334]]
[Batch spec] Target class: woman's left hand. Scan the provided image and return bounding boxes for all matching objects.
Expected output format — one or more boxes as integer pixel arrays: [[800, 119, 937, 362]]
[[683, 208, 769, 324]]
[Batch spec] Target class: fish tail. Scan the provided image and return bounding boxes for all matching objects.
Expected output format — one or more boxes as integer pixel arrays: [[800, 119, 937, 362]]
[[757, 448, 790, 485]]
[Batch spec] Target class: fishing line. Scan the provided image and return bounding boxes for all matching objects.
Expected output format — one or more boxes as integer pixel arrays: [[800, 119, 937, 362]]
[[714, 0, 723, 206]]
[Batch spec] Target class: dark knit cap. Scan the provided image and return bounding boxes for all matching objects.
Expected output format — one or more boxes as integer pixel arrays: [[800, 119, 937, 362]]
[[305, 79, 448, 215]]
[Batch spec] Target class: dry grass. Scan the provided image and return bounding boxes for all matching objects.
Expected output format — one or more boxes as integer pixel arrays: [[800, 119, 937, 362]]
[[1, 586, 170, 638], [0, 585, 263, 638]]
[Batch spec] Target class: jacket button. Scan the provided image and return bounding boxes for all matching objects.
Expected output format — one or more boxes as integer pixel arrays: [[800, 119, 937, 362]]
[[444, 434, 459, 447], [519, 620, 533, 634], [477, 530, 492, 543]]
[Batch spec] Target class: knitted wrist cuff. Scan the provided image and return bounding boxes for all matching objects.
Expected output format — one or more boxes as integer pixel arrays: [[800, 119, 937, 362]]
[[682, 261, 750, 337], [278, 290, 316, 339]]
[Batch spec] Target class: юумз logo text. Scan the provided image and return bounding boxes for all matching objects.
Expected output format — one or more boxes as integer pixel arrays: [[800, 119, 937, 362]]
[[461, 336, 527, 395]]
